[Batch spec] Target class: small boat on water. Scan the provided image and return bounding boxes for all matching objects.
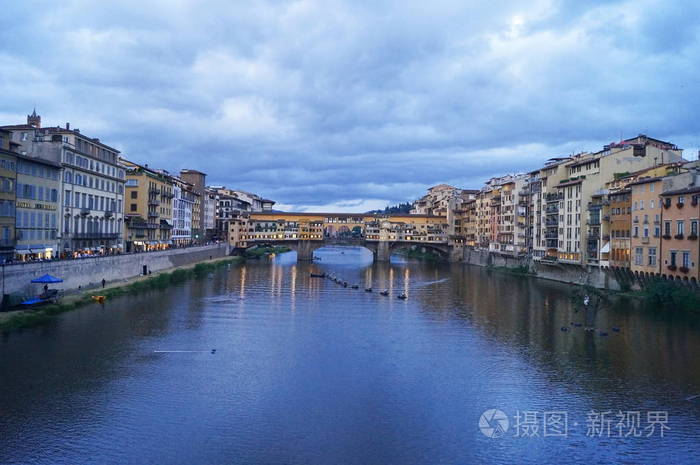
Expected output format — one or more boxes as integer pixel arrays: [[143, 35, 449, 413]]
[[92, 295, 106, 304], [351, 284, 359, 289], [310, 272, 326, 278], [342, 282, 348, 288], [397, 293, 407, 300], [380, 290, 389, 296], [365, 288, 372, 292]]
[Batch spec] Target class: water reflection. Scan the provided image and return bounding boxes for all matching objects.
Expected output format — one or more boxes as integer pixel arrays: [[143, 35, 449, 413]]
[[0, 247, 699, 464]]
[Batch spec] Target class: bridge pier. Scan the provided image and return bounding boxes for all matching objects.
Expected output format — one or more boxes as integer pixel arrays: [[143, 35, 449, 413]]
[[375, 241, 391, 262], [448, 244, 463, 263], [296, 240, 316, 261]]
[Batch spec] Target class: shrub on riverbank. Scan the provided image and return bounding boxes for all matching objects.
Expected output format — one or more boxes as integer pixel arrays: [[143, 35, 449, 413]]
[[0, 257, 244, 333], [396, 248, 444, 262], [489, 265, 535, 276], [244, 246, 291, 258], [643, 280, 700, 313]]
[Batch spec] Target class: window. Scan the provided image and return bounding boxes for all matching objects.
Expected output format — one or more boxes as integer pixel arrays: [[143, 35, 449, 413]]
[[648, 248, 657, 266], [640, 200, 644, 210], [131, 191, 137, 199], [634, 247, 643, 266], [664, 221, 671, 236], [643, 225, 649, 238], [633, 226, 639, 238], [692, 220, 698, 237], [677, 221, 685, 235], [682, 251, 690, 268], [670, 251, 677, 267], [679, 196, 685, 205], [130, 203, 137, 212]]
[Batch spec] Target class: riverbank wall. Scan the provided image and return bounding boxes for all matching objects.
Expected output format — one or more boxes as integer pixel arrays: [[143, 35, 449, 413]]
[[461, 249, 698, 293], [1, 244, 230, 297]]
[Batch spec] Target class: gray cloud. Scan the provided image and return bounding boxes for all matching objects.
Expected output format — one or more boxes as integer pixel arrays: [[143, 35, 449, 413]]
[[2, 0, 700, 211]]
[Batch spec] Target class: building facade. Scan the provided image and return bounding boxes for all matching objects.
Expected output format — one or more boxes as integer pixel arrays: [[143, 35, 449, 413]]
[[2, 114, 125, 256], [0, 129, 17, 262], [15, 155, 61, 260], [122, 159, 174, 252]]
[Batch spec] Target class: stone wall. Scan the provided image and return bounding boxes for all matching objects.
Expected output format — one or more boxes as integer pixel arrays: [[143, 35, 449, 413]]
[[1, 244, 229, 296], [462, 249, 623, 290]]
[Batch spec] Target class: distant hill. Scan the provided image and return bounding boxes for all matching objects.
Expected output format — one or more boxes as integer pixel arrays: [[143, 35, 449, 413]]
[[366, 202, 412, 214]]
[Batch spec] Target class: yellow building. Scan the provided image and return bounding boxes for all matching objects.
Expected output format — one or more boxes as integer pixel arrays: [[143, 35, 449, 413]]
[[0, 129, 17, 262], [122, 159, 174, 252]]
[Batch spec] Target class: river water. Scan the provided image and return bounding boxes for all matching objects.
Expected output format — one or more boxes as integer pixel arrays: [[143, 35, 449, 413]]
[[1, 247, 699, 464]]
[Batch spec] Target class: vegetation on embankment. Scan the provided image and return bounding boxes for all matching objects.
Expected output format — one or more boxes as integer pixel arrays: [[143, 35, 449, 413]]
[[243, 246, 291, 258], [641, 279, 700, 313], [395, 248, 445, 262], [0, 256, 245, 333], [489, 265, 536, 276]]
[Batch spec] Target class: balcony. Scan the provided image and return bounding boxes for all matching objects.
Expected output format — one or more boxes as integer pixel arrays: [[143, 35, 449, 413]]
[[641, 236, 649, 244], [104, 210, 113, 218], [677, 202, 684, 209], [148, 211, 159, 218], [689, 234, 699, 241], [663, 234, 672, 240], [149, 187, 160, 194], [80, 207, 90, 216], [72, 232, 120, 240], [148, 199, 160, 206]]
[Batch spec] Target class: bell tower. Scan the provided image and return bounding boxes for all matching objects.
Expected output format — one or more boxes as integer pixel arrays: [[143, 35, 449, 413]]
[[27, 107, 41, 128]]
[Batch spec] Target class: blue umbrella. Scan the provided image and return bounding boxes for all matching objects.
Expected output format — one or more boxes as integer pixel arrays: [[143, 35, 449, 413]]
[[30, 274, 63, 284]]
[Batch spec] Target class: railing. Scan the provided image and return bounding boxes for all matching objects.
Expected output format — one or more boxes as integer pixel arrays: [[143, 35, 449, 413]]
[[72, 233, 120, 239]]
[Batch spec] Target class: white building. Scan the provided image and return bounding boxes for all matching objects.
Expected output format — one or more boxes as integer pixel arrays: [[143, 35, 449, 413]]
[[172, 178, 194, 245]]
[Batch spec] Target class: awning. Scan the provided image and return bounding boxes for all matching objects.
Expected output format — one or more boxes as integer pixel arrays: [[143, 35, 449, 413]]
[[30, 248, 47, 254], [600, 242, 610, 253], [31, 274, 63, 284]]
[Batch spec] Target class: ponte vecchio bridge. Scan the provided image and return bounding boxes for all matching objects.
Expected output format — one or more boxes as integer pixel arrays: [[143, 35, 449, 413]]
[[229, 212, 463, 262]]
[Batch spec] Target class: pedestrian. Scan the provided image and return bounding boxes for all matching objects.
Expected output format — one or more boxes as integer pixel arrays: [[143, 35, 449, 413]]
[[43, 284, 48, 293], [101, 278, 106, 288]]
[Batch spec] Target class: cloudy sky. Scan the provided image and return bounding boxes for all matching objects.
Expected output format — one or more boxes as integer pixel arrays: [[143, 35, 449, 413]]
[[2, 0, 699, 211]]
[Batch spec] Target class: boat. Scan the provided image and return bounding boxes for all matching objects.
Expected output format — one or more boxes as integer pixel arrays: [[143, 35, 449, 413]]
[[397, 293, 407, 300], [380, 290, 389, 296], [351, 284, 359, 289], [310, 272, 326, 278], [92, 295, 106, 303], [342, 282, 348, 288], [364, 288, 372, 292]]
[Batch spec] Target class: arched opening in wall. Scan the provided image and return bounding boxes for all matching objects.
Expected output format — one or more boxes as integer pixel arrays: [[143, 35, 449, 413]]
[[390, 243, 448, 262], [312, 245, 374, 265]]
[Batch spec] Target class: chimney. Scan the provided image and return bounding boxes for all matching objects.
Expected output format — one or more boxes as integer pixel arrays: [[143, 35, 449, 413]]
[[66, 122, 70, 130]]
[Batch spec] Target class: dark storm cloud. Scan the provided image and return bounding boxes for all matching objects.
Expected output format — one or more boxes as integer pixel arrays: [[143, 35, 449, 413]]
[[2, 0, 700, 211]]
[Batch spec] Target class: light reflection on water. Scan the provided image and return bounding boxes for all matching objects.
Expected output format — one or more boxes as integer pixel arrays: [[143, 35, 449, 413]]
[[0, 247, 699, 465]]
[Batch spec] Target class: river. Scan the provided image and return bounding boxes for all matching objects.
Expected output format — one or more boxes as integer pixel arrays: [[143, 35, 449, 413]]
[[1, 247, 699, 464]]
